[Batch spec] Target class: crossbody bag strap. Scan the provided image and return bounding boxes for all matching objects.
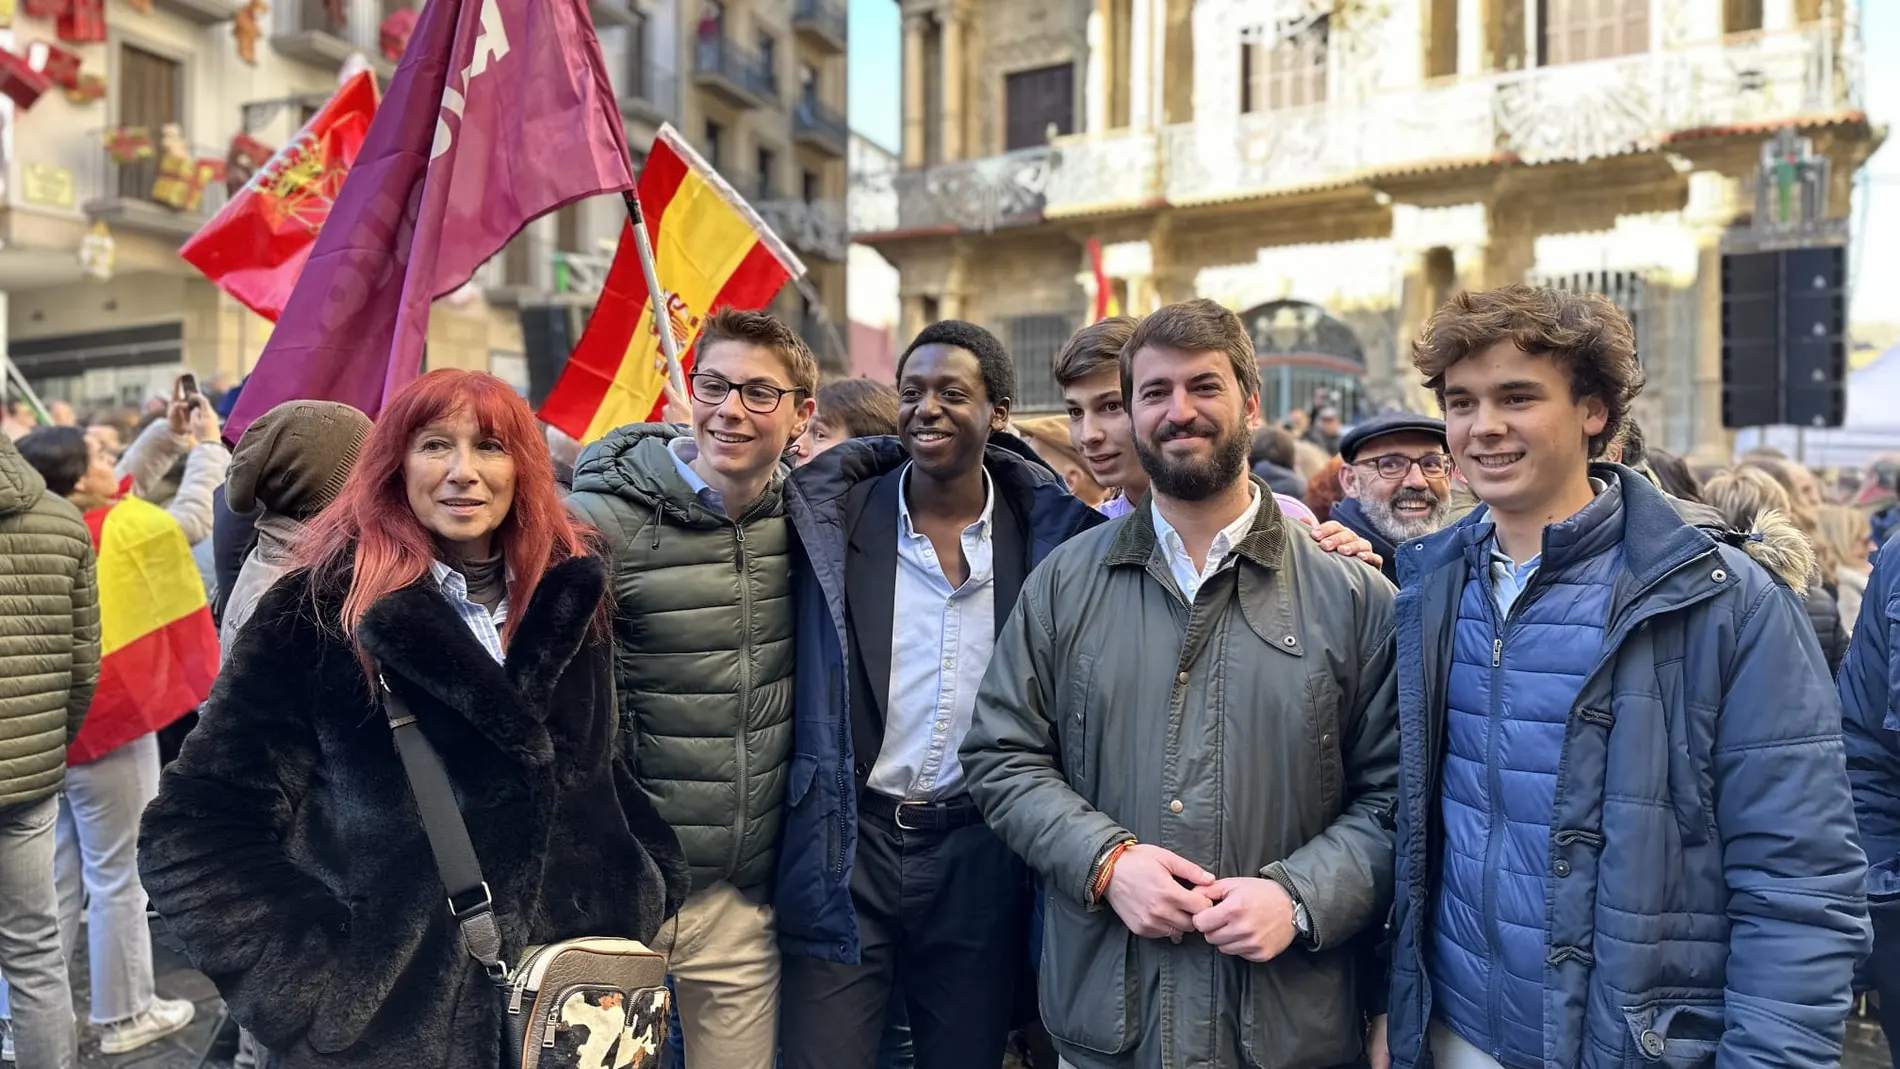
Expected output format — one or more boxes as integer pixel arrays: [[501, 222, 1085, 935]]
[[379, 675, 510, 983]]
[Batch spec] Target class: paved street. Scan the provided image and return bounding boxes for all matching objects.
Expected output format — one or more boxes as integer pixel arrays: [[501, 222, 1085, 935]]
[[55, 916, 1892, 1069]]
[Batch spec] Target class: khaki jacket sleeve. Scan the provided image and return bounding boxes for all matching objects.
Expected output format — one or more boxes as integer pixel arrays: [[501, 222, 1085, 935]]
[[67, 538, 100, 741], [962, 564, 1133, 906], [1263, 574, 1399, 951]]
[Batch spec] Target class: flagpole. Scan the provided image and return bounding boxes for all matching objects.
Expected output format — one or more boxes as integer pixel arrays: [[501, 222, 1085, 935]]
[[622, 191, 690, 414]]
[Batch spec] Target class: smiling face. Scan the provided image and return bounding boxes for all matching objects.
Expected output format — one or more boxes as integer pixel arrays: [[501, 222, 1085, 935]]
[[1063, 365, 1137, 491], [898, 343, 1007, 480], [1339, 430, 1453, 542], [1127, 343, 1258, 502], [1441, 340, 1606, 523], [403, 407, 516, 560], [689, 338, 813, 483]]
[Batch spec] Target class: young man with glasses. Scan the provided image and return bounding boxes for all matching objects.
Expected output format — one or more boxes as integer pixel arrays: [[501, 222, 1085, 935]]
[[1330, 412, 1455, 583], [566, 308, 817, 1069]]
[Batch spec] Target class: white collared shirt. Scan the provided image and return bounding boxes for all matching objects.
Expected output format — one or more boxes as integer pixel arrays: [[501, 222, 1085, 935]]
[[870, 464, 997, 801], [1151, 486, 1263, 604], [429, 559, 508, 664]]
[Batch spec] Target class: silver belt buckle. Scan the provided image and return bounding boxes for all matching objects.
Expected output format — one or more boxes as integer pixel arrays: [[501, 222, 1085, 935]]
[[896, 800, 929, 832]]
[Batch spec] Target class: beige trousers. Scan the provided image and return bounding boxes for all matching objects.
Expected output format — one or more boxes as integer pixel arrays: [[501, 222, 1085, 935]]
[[654, 880, 780, 1069]]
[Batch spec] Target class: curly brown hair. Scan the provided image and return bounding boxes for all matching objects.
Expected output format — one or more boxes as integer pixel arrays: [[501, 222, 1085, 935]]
[[1412, 284, 1644, 458]]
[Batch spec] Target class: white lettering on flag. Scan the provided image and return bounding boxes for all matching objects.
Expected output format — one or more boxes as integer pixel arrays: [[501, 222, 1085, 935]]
[[431, 0, 513, 160]]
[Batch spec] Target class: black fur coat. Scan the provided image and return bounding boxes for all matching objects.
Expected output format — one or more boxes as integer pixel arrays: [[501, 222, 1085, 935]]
[[138, 554, 689, 1069]]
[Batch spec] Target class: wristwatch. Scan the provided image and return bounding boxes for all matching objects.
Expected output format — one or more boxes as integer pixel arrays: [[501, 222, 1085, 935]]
[[1292, 899, 1313, 946]]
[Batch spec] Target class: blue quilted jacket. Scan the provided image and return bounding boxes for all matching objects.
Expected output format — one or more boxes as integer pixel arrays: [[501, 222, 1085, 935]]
[[1841, 532, 1900, 906], [1433, 486, 1622, 1069], [1387, 466, 1870, 1069]]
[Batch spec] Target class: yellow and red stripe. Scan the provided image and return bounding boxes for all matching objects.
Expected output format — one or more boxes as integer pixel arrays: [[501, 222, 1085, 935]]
[[539, 123, 804, 442], [69, 495, 218, 765]]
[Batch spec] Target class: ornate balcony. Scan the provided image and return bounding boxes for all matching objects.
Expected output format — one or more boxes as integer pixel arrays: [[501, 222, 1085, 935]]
[[755, 198, 847, 262], [693, 31, 775, 110], [860, 25, 1860, 236], [851, 146, 1051, 237], [1083, 23, 1860, 213], [793, 97, 848, 158], [1042, 130, 1162, 217], [81, 136, 231, 242], [791, 0, 846, 54]]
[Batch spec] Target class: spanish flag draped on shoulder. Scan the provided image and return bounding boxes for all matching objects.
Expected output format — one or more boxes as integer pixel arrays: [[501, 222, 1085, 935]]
[[69, 496, 218, 765], [539, 124, 805, 443]]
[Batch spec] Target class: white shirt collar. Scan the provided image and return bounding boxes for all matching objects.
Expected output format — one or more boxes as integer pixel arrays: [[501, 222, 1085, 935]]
[[897, 462, 995, 541], [1152, 486, 1263, 600]]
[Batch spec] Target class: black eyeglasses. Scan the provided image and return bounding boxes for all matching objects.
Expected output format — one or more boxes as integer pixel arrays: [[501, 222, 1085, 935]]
[[689, 373, 807, 415], [1354, 452, 1453, 481]]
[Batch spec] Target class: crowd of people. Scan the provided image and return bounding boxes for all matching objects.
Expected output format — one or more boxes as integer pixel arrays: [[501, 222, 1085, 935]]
[[0, 284, 1894, 1069]]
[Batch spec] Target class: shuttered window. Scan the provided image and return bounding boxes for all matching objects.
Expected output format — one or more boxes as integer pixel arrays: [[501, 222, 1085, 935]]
[[1003, 64, 1074, 152], [117, 45, 182, 201], [1539, 0, 1648, 66], [1242, 18, 1328, 113]]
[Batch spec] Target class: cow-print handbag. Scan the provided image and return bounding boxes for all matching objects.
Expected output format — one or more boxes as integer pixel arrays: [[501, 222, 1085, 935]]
[[382, 677, 673, 1069]]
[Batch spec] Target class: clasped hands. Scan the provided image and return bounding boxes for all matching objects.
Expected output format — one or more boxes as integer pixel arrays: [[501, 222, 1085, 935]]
[[1101, 843, 1299, 962]]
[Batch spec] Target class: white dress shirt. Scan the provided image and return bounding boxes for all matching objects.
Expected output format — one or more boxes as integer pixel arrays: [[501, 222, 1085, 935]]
[[1151, 486, 1263, 604], [869, 464, 996, 801]]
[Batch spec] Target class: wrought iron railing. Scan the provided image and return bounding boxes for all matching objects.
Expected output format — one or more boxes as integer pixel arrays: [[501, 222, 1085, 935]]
[[755, 198, 848, 261], [791, 0, 847, 46], [693, 31, 776, 103], [793, 97, 848, 154], [851, 145, 1052, 236]]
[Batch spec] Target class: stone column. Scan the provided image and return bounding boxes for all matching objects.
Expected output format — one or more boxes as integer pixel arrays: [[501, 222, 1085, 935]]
[[903, 14, 928, 167], [900, 293, 929, 343], [1085, 0, 1109, 134], [1685, 171, 1743, 464], [941, 10, 965, 160], [1457, 0, 1483, 73]]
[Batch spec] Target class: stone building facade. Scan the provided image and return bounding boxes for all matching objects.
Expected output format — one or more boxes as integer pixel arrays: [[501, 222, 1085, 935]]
[[851, 0, 1877, 461]]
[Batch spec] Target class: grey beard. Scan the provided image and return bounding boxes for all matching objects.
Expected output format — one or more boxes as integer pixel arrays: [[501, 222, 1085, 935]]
[[1361, 489, 1451, 543]]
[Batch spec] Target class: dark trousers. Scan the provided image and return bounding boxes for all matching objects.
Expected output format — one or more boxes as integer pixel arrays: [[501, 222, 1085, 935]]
[[780, 794, 1024, 1069], [1872, 905, 1900, 1067]]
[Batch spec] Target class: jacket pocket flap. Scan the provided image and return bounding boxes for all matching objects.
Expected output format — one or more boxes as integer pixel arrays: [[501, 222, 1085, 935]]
[[786, 752, 821, 808]]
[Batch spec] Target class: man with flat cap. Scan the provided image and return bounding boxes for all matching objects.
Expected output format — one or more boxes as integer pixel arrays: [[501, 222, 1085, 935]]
[[1329, 412, 1455, 583]]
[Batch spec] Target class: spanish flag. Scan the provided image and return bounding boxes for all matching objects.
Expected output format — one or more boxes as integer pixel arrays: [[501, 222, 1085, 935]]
[[1088, 238, 1121, 322], [539, 124, 805, 442], [68, 495, 218, 765]]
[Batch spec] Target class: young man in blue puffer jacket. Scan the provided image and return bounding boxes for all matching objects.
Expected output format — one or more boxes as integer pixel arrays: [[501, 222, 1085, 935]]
[[1839, 530, 1900, 1067], [1377, 285, 1869, 1069]]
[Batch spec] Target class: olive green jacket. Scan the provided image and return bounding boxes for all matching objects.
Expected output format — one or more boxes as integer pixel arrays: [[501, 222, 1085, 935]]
[[0, 434, 101, 808], [567, 424, 793, 893]]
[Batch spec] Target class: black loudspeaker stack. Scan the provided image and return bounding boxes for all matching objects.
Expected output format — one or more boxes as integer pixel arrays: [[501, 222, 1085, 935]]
[[518, 305, 577, 408], [1720, 245, 1846, 429]]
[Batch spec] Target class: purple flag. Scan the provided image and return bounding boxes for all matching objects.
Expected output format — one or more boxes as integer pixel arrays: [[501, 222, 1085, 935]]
[[226, 0, 636, 442]]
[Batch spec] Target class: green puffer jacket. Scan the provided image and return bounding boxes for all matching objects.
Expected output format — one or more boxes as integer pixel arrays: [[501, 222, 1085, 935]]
[[0, 434, 101, 808], [567, 424, 793, 893]]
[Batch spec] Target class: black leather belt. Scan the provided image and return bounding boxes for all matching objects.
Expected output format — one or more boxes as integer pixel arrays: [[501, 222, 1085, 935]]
[[861, 790, 983, 833]]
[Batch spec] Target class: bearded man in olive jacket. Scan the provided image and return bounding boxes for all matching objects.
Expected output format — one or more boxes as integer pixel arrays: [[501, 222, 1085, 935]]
[[566, 310, 815, 1069], [962, 300, 1399, 1069]]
